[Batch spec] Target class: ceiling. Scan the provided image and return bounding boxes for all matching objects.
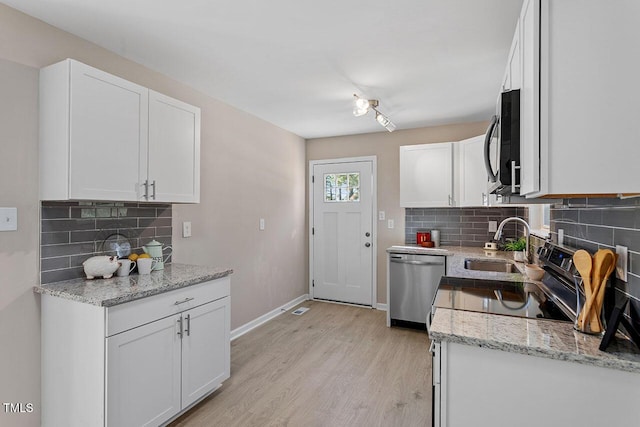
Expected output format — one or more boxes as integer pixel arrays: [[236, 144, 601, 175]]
[[3, 0, 523, 139]]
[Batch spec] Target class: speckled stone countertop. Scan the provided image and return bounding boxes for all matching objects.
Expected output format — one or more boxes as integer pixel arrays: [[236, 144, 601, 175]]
[[33, 263, 233, 307], [388, 245, 528, 282], [429, 308, 640, 373]]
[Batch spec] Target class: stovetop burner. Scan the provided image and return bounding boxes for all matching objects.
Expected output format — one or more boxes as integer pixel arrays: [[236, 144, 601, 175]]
[[433, 276, 571, 322], [432, 241, 581, 323]]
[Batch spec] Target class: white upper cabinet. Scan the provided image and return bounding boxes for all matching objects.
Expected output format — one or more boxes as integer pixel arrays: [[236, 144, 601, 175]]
[[40, 59, 148, 201], [400, 142, 455, 207], [149, 91, 201, 203], [458, 135, 491, 207], [514, 0, 640, 197], [39, 59, 201, 203], [502, 20, 521, 92]]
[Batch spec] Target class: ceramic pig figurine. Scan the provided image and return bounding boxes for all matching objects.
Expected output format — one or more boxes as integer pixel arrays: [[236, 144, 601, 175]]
[[83, 255, 120, 279]]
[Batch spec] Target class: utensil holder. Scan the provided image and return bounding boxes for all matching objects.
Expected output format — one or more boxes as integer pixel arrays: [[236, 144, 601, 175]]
[[573, 274, 605, 335]]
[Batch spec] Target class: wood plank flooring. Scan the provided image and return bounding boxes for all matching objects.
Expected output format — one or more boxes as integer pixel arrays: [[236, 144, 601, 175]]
[[170, 300, 432, 427]]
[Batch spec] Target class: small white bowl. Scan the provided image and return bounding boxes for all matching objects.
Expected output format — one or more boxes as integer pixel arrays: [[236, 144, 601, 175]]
[[524, 264, 545, 281]]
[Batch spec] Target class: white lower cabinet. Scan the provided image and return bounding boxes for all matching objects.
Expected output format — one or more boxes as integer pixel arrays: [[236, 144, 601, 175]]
[[41, 277, 230, 427], [433, 341, 640, 427]]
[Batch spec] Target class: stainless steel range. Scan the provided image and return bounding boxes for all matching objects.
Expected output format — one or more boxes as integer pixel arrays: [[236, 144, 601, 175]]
[[431, 241, 582, 324]]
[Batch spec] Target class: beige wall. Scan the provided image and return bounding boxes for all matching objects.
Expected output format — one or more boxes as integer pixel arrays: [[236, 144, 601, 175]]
[[306, 122, 488, 305], [0, 5, 306, 425], [0, 58, 40, 427]]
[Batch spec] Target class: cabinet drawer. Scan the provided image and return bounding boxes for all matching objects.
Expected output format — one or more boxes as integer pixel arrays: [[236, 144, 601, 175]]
[[107, 276, 230, 336]]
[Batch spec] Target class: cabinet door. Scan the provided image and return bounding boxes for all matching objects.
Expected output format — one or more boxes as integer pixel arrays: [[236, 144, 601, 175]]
[[181, 297, 230, 408], [148, 90, 201, 203], [519, 0, 540, 195], [400, 142, 454, 207], [69, 60, 148, 201], [106, 315, 181, 427], [458, 136, 488, 207]]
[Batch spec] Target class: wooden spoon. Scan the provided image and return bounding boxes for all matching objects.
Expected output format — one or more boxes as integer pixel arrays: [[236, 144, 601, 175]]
[[590, 252, 617, 333], [573, 250, 593, 329], [585, 250, 615, 332]]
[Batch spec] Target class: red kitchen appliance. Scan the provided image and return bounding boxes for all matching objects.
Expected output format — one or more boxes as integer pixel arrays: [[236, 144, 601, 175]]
[[416, 232, 431, 246]]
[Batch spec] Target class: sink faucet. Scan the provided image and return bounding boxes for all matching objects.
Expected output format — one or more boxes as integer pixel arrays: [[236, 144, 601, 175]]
[[494, 217, 531, 261]]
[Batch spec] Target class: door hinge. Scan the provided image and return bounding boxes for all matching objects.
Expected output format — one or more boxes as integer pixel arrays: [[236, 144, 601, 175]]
[[312, 227, 314, 235], [312, 175, 315, 183], [312, 280, 315, 287]]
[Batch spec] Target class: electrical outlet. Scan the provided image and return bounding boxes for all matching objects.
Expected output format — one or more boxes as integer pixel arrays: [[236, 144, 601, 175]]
[[259, 218, 265, 230], [182, 221, 192, 238], [0, 207, 17, 231], [387, 219, 394, 229], [378, 211, 385, 221], [488, 221, 497, 233], [616, 245, 628, 282]]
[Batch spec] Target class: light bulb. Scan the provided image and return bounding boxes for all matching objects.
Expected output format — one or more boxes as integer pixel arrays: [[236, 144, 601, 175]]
[[353, 96, 371, 117]]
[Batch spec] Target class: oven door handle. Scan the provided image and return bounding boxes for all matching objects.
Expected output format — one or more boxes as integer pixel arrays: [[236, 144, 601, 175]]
[[484, 114, 499, 183]]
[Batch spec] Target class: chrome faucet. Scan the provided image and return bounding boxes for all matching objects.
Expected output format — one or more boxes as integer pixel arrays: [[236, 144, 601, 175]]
[[494, 217, 531, 261]]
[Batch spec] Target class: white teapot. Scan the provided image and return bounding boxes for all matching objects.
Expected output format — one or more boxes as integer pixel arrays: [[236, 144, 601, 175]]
[[142, 239, 172, 271]]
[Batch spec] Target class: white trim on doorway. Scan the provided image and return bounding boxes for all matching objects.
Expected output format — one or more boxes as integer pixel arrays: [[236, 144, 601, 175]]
[[308, 156, 378, 308]]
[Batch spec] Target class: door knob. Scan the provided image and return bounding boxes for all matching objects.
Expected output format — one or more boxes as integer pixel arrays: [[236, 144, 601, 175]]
[[365, 242, 371, 247], [365, 232, 371, 237]]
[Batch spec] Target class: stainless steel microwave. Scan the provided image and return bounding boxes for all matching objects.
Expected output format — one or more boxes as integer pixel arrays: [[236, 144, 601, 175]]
[[483, 89, 520, 196]]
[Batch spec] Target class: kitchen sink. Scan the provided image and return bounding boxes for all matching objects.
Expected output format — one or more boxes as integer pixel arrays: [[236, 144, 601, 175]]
[[464, 258, 518, 273]]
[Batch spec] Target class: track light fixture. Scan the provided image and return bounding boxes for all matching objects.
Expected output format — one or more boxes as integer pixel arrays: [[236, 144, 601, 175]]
[[352, 94, 396, 132]]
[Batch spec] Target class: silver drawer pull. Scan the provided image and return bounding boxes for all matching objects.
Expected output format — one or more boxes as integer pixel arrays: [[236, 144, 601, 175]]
[[174, 297, 194, 306]]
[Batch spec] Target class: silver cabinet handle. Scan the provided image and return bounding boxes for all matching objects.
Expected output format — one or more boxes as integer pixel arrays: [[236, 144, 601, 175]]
[[511, 160, 521, 194], [151, 180, 157, 200], [143, 180, 149, 200], [177, 317, 183, 338], [185, 314, 191, 336], [174, 297, 194, 306], [448, 194, 452, 206]]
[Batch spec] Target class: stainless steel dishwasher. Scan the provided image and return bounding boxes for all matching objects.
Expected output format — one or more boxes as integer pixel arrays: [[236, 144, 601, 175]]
[[389, 252, 446, 329]]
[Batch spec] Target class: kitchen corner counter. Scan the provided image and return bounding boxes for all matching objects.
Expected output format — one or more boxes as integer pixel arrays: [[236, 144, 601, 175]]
[[33, 263, 233, 307], [429, 308, 640, 374]]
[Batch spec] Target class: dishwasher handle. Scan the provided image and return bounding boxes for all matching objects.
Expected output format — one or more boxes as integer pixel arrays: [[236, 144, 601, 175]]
[[390, 258, 445, 266]]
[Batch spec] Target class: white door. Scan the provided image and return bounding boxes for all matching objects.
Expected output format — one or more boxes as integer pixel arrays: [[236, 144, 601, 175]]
[[181, 297, 230, 408], [106, 315, 181, 427], [69, 60, 148, 201], [148, 90, 201, 203], [312, 160, 374, 306]]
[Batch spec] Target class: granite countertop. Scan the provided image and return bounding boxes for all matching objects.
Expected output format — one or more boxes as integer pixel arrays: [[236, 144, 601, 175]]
[[429, 308, 640, 374], [33, 263, 233, 307], [388, 244, 528, 282]]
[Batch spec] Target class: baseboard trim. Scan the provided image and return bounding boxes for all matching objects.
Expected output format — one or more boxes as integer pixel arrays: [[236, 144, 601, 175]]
[[376, 303, 387, 311], [230, 294, 309, 341]]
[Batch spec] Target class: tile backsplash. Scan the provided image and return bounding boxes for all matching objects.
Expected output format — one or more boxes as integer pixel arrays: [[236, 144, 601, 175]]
[[405, 206, 528, 247], [40, 201, 172, 284], [550, 197, 640, 331]]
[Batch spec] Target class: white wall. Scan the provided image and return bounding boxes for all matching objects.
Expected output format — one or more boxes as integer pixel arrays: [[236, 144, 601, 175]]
[[0, 5, 306, 426]]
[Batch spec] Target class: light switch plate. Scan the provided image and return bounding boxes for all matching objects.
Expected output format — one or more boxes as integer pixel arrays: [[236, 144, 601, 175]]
[[616, 245, 628, 282], [182, 221, 192, 238], [0, 207, 17, 231], [259, 218, 265, 231], [387, 219, 394, 229], [378, 211, 385, 221]]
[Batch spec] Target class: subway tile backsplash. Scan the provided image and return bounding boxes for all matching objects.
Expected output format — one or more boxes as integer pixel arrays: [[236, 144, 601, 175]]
[[550, 197, 640, 330], [40, 201, 172, 284], [405, 206, 528, 247]]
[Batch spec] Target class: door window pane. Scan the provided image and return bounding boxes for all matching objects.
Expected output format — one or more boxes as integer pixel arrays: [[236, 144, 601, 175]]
[[324, 172, 360, 202]]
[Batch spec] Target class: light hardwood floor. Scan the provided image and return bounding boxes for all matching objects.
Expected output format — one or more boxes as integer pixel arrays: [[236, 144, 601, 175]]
[[170, 300, 432, 427]]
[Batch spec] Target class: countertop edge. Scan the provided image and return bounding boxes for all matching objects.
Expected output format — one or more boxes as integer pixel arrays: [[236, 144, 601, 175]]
[[429, 308, 640, 374], [33, 265, 234, 307]]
